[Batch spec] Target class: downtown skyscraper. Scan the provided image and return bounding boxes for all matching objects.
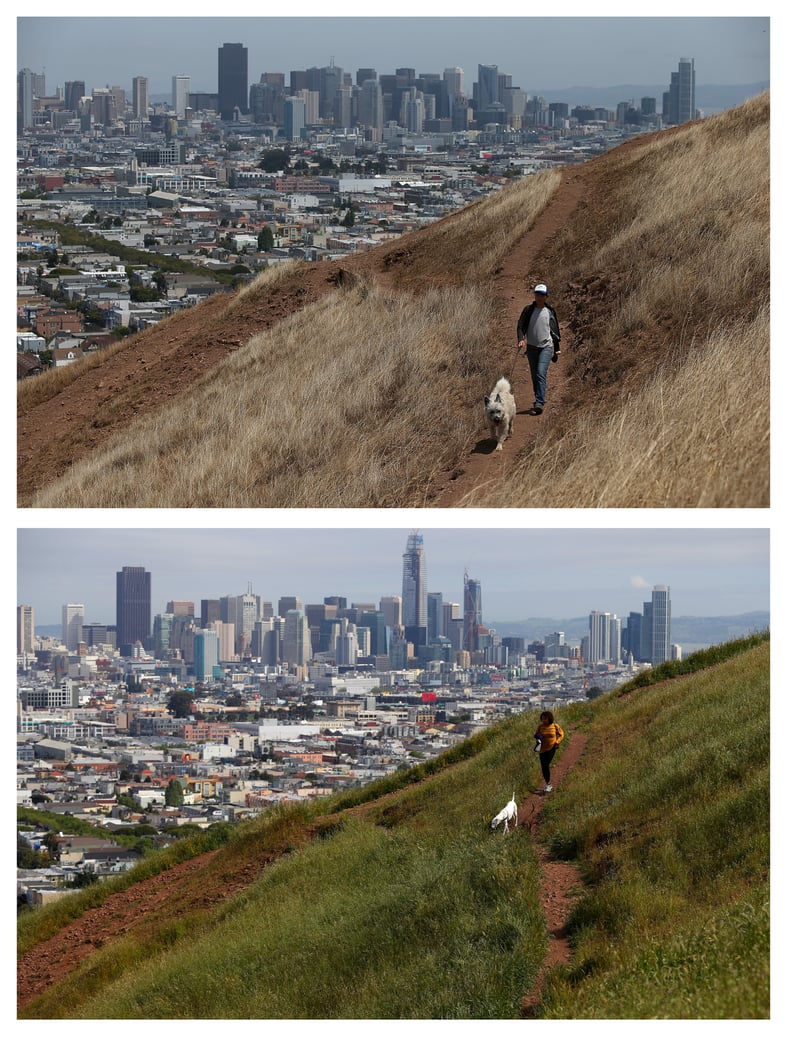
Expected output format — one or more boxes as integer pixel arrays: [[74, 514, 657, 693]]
[[664, 58, 696, 125], [116, 565, 151, 651], [650, 585, 672, 666], [218, 42, 248, 120], [463, 571, 482, 653], [402, 531, 428, 647]]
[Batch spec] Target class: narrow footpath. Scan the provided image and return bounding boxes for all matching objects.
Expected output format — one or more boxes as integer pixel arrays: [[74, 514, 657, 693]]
[[518, 730, 588, 1017]]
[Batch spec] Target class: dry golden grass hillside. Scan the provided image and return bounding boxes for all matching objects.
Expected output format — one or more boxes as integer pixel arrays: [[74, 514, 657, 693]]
[[19, 93, 769, 508]]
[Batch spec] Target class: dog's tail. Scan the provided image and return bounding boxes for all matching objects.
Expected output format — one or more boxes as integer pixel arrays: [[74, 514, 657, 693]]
[[495, 377, 511, 395]]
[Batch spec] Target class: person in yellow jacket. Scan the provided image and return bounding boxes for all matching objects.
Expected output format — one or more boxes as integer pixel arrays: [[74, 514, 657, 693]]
[[533, 710, 564, 792]]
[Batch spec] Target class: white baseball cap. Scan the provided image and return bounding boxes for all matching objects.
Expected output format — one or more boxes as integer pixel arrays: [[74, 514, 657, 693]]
[[534, 283, 548, 294]]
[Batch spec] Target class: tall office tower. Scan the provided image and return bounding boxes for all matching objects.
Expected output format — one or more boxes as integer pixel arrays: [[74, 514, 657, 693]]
[[427, 592, 444, 640], [335, 620, 358, 666], [167, 600, 194, 616], [625, 611, 643, 661], [545, 631, 565, 657], [356, 67, 377, 87], [131, 76, 149, 119], [402, 532, 428, 631], [306, 603, 336, 654], [640, 600, 653, 662], [475, 64, 499, 112], [443, 601, 460, 637], [641, 96, 657, 116], [116, 566, 151, 649], [664, 58, 695, 125], [64, 80, 85, 112], [172, 74, 190, 118], [677, 58, 695, 122], [278, 595, 303, 617], [284, 95, 306, 141], [444, 67, 464, 98], [18, 68, 36, 130], [650, 585, 672, 666], [218, 42, 248, 119], [359, 611, 387, 655], [503, 87, 527, 127], [403, 90, 425, 134], [463, 573, 482, 653], [194, 629, 220, 682], [90, 88, 118, 126], [62, 604, 84, 650], [200, 599, 221, 627], [588, 610, 614, 664], [209, 620, 236, 662], [283, 609, 311, 667], [451, 95, 470, 131], [250, 75, 286, 124], [379, 596, 402, 628], [251, 618, 277, 663], [358, 78, 383, 131], [153, 612, 174, 655], [234, 590, 259, 654], [18, 605, 35, 654], [335, 84, 353, 128], [609, 615, 622, 664], [317, 62, 343, 120]]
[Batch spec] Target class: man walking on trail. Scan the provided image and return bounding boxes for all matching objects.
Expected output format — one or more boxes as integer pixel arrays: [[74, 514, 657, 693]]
[[517, 283, 560, 416]]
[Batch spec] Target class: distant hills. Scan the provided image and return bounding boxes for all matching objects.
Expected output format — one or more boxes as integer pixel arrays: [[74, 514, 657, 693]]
[[489, 612, 770, 653], [529, 82, 769, 115]]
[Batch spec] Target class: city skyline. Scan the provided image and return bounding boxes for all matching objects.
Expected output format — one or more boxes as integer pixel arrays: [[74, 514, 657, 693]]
[[17, 527, 769, 628], [16, 11, 770, 99]]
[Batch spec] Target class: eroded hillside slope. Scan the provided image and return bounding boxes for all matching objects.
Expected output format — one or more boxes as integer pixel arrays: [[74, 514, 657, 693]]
[[18, 94, 769, 507]]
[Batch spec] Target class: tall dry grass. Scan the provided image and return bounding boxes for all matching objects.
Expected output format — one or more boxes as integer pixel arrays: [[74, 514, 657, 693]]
[[16, 335, 132, 414], [586, 94, 769, 337], [30, 280, 498, 508], [460, 306, 769, 507], [21, 97, 769, 508], [388, 168, 561, 287]]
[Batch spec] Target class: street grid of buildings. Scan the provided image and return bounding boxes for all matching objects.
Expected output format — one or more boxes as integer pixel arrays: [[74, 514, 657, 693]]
[[17, 49, 695, 374]]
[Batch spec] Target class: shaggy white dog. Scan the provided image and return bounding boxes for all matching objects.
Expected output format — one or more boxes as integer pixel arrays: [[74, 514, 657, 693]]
[[484, 377, 516, 451], [490, 792, 518, 833]]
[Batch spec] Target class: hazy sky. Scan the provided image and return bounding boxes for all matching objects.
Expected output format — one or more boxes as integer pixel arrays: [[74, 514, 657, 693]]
[[17, 526, 770, 627], [16, 8, 771, 98]]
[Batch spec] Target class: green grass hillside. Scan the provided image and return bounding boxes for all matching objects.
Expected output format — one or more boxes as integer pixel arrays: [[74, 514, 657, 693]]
[[18, 635, 769, 1019]]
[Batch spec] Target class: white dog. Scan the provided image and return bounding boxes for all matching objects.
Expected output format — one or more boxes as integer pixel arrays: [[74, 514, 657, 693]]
[[484, 377, 516, 451], [490, 792, 518, 833]]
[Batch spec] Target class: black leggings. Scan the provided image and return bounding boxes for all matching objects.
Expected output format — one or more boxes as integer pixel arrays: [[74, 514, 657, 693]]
[[539, 747, 557, 783]]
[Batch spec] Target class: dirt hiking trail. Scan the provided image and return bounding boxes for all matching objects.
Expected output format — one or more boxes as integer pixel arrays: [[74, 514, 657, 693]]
[[18, 729, 589, 1017], [18, 167, 590, 506], [518, 729, 588, 1016], [427, 168, 587, 506]]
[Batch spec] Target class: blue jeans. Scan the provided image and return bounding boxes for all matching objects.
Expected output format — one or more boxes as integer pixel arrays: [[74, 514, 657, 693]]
[[527, 344, 553, 409]]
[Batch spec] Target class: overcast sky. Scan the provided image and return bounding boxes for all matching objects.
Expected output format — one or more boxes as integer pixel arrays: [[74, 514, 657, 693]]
[[16, 8, 771, 97], [17, 526, 769, 627]]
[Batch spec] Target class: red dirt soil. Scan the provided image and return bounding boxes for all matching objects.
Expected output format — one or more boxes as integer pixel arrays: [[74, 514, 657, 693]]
[[18, 730, 589, 1018]]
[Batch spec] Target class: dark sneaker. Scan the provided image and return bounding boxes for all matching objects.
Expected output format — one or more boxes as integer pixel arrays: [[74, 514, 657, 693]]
[[528, 407, 543, 416]]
